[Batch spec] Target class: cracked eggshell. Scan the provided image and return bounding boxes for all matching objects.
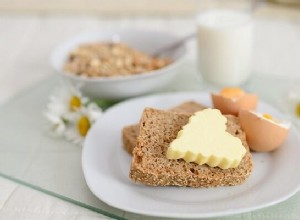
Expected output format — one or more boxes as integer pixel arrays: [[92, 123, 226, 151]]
[[211, 93, 258, 116], [239, 110, 289, 152]]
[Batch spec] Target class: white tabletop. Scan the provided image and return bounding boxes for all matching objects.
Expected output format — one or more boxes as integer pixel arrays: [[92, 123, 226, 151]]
[[0, 12, 300, 220]]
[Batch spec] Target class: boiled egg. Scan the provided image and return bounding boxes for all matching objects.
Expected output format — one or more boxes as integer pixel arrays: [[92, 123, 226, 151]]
[[211, 87, 258, 116], [239, 110, 290, 152]]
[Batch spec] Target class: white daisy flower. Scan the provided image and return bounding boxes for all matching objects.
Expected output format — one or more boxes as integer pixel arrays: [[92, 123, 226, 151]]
[[44, 111, 66, 137], [44, 82, 103, 145], [85, 102, 103, 122], [47, 82, 89, 120], [65, 104, 103, 145]]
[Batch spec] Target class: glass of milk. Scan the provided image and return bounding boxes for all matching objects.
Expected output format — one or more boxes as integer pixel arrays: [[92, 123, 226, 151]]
[[196, 0, 254, 86]]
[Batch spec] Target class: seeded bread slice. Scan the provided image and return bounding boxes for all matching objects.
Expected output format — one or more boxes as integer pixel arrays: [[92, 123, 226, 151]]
[[129, 108, 253, 188], [122, 101, 206, 154], [122, 125, 139, 154]]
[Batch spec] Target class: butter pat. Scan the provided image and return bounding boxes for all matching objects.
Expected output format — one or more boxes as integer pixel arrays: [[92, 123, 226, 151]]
[[166, 108, 246, 169]]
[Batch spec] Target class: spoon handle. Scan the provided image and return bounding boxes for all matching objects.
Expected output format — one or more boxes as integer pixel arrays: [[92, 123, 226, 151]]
[[152, 33, 196, 57]]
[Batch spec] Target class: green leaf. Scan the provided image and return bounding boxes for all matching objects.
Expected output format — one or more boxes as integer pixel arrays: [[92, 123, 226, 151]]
[[91, 99, 120, 111]]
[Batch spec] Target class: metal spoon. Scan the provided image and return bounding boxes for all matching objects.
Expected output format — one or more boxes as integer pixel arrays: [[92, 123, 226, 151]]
[[151, 33, 196, 57]]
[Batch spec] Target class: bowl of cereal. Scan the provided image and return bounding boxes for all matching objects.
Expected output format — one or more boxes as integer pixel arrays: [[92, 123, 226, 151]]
[[51, 29, 186, 100]]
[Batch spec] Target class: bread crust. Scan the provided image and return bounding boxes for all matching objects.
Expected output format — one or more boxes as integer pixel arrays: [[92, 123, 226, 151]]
[[129, 108, 253, 188], [122, 101, 206, 154]]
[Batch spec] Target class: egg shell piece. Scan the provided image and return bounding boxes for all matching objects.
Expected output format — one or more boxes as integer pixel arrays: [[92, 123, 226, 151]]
[[239, 110, 289, 152], [211, 93, 258, 116]]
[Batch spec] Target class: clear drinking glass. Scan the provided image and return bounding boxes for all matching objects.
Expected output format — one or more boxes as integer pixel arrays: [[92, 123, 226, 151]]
[[196, 0, 254, 87]]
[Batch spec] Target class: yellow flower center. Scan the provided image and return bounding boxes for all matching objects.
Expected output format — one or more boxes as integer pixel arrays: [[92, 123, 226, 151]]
[[70, 96, 81, 111], [296, 103, 300, 118], [262, 113, 273, 120], [77, 116, 90, 137]]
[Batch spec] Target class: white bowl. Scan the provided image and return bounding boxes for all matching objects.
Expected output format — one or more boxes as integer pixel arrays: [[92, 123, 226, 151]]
[[51, 29, 186, 100]]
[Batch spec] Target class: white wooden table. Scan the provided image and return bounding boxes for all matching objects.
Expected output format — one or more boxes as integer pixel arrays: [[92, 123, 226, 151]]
[[0, 13, 300, 220]]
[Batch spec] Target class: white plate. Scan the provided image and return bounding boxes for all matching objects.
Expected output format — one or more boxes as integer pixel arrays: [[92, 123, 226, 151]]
[[82, 92, 300, 218]]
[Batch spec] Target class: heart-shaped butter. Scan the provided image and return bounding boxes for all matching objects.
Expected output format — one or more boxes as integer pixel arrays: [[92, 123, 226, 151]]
[[166, 108, 246, 169]]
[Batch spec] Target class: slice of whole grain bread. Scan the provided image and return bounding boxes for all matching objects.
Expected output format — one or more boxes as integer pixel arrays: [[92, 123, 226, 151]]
[[129, 108, 253, 188], [122, 101, 206, 154]]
